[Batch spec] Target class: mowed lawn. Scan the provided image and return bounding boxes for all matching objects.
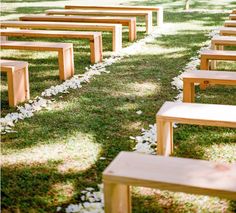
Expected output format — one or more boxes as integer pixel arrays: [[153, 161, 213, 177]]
[[1, 0, 236, 212]]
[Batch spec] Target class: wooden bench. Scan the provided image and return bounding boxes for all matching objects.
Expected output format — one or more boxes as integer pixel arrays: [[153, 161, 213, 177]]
[[182, 70, 236, 102], [210, 35, 236, 69], [211, 35, 236, 50], [45, 9, 153, 34], [1, 59, 30, 107], [103, 151, 236, 213], [0, 29, 102, 64], [219, 27, 236, 36], [156, 101, 236, 156], [19, 15, 137, 42], [224, 20, 236, 27], [232, 9, 236, 14], [229, 14, 236, 20], [1, 41, 74, 81], [64, 4, 163, 26], [200, 49, 236, 70], [0, 21, 121, 52]]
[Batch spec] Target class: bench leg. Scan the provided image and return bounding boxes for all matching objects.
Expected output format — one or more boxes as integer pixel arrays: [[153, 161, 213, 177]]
[[104, 182, 131, 213], [1, 36, 8, 41], [200, 56, 209, 90], [183, 80, 195, 103], [145, 12, 153, 34], [157, 120, 173, 156], [210, 43, 217, 70], [58, 48, 74, 80], [218, 45, 224, 50], [128, 19, 137, 42], [157, 7, 164, 26], [90, 36, 103, 63], [7, 66, 30, 107], [112, 25, 122, 52]]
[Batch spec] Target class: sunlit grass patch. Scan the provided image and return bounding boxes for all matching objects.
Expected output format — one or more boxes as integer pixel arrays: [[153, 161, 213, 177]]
[[2, 132, 101, 173], [133, 187, 232, 213]]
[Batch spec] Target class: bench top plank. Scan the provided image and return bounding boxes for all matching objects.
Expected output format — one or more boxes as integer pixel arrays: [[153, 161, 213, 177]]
[[46, 9, 152, 16], [19, 15, 136, 26], [65, 5, 162, 11], [224, 20, 236, 27], [201, 49, 236, 60], [229, 14, 236, 19], [1, 41, 72, 51], [219, 27, 236, 35], [212, 35, 236, 46], [1, 21, 121, 31], [0, 59, 28, 72], [182, 70, 236, 82], [0, 29, 101, 39], [103, 152, 236, 200], [156, 101, 236, 128]]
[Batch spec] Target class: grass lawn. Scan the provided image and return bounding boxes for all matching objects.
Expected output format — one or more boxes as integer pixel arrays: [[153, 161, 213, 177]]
[[1, 0, 236, 212]]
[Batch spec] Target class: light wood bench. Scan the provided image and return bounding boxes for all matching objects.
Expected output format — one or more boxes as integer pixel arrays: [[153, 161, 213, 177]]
[[1, 41, 74, 81], [0, 21, 121, 52], [182, 70, 236, 102], [200, 49, 236, 70], [45, 9, 153, 34], [64, 4, 163, 26], [232, 9, 236, 14], [229, 14, 236, 20], [211, 35, 236, 50], [19, 15, 137, 42], [0, 29, 102, 64], [224, 20, 236, 27], [103, 151, 236, 213], [210, 35, 236, 69], [156, 101, 236, 156], [219, 27, 236, 36], [1, 59, 30, 107]]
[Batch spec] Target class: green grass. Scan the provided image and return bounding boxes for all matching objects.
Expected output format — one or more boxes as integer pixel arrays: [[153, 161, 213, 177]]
[[1, 0, 236, 212]]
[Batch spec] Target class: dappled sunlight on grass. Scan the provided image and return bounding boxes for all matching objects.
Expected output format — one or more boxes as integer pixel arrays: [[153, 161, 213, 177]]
[[50, 182, 75, 203], [115, 102, 139, 111], [133, 186, 231, 212], [122, 121, 142, 132], [1, 132, 101, 173], [203, 143, 236, 163], [174, 125, 236, 161], [126, 81, 160, 97]]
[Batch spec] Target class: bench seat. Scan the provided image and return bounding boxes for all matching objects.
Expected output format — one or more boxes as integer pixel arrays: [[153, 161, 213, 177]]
[[19, 15, 137, 42], [182, 70, 236, 102], [224, 20, 236, 27], [64, 4, 163, 26], [156, 101, 236, 156], [229, 14, 236, 20], [0, 29, 102, 64], [1, 59, 30, 107], [219, 27, 236, 36], [45, 9, 153, 34], [0, 21, 121, 52], [1, 41, 74, 80], [103, 151, 236, 213]]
